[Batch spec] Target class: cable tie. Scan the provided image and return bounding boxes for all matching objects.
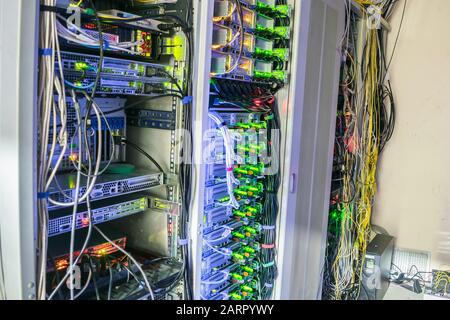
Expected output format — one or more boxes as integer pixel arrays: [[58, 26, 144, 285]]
[[262, 261, 275, 268], [217, 121, 227, 129], [226, 167, 234, 172], [265, 283, 273, 288], [103, 40, 110, 50], [40, 5, 60, 13], [37, 192, 50, 199], [262, 225, 276, 231], [39, 48, 53, 56], [261, 243, 275, 249], [178, 239, 189, 246], [182, 96, 193, 104]]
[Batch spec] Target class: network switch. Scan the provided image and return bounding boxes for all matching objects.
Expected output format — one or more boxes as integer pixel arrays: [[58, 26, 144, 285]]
[[48, 226, 126, 265], [48, 194, 149, 237], [47, 170, 164, 210]]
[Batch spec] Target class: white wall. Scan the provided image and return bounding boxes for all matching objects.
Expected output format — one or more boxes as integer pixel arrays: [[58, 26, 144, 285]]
[[373, 0, 450, 270]]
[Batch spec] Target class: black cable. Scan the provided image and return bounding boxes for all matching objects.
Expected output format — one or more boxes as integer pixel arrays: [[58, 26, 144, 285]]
[[86, 0, 104, 104], [107, 264, 113, 300], [384, 0, 407, 75], [121, 139, 165, 173], [88, 257, 101, 300]]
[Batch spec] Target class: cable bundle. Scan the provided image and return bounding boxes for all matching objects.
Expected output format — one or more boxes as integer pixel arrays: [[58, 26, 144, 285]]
[[322, 0, 403, 300], [37, 0, 194, 300], [259, 102, 281, 300]]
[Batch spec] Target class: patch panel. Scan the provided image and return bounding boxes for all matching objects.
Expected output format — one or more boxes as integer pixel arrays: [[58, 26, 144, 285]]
[[201, 105, 266, 299], [126, 109, 176, 130], [201, 0, 291, 300]]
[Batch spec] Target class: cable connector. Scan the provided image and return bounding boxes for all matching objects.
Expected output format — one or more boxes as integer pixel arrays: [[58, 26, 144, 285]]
[[158, 23, 178, 32], [37, 192, 50, 199], [182, 96, 193, 104]]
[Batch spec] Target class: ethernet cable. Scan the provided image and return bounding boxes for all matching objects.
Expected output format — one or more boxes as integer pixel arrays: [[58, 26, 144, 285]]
[[46, 95, 103, 207], [94, 225, 155, 300], [201, 271, 230, 285], [208, 112, 241, 209], [73, 268, 92, 300], [38, 0, 69, 299], [48, 95, 98, 300], [68, 93, 117, 179], [204, 241, 232, 257], [56, 16, 144, 55], [68, 93, 83, 300]]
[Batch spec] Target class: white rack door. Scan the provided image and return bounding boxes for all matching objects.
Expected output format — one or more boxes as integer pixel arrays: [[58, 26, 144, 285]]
[[276, 0, 345, 300], [0, 0, 39, 300]]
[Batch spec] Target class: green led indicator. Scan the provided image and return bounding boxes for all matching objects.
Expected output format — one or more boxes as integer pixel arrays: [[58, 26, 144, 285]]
[[234, 168, 249, 175], [243, 246, 256, 254], [246, 206, 258, 214], [236, 122, 251, 129], [241, 285, 254, 293], [276, 5, 290, 16], [245, 227, 257, 235], [232, 232, 245, 240], [235, 189, 249, 197], [273, 48, 288, 60], [75, 61, 89, 71], [275, 26, 290, 38], [233, 210, 247, 218], [249, 122, 267, 129], [231, 273, 243, 281], [230, 293, 243, 300], [242, 266, 254, 274], [218, 196, 230, 203], [237, 145, 251, 152]]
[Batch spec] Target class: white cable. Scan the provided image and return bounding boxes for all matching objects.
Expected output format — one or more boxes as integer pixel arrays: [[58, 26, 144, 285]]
[[209, 113, 240, 209], [73, 268, 92, 300], [47, 99, 103, 207], [56, 16, 144, 55], [93, 226, 155, 300], [47, 94, 98, 300], [68, 93, 83, 300], [201, 271, 230, 285]]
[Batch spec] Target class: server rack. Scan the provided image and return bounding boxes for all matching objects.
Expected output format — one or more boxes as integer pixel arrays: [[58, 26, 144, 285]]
[[0, 0, 344, 300], [190, 0, 344, 300]]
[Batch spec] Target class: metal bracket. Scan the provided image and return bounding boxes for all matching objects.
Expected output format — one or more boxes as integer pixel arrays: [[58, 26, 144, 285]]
[[127, 109, 176, 130]]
